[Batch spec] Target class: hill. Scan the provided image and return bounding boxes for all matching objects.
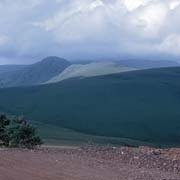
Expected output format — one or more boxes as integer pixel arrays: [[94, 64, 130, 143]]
[[0, 65, 27, 74], [46, 62, 135, 83], [117, 60, 179, 69], [0, 56, 70, 88], [0, 67, 180, 146]]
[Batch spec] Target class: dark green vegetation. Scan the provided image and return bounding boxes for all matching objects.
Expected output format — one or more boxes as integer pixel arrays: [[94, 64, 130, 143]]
[[0, 114, 42, 148], [36, 122, 154, 147], [0, 67, 180, 146], [0, 56, 70, 88]]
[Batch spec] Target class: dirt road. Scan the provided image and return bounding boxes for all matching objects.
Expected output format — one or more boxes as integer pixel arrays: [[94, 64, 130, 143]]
[[0, 146, 179, 180]]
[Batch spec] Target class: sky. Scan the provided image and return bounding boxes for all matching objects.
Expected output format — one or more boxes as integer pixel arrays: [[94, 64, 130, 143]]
[[0, 0, 180, 64]]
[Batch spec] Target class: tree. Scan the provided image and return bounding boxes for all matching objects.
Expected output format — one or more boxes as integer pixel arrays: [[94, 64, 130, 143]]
[[0, 114, 42, 149], [0, 114, 10, 146]]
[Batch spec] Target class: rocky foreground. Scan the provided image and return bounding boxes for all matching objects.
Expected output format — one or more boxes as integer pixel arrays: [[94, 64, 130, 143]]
[[0, 146, 180, 180]]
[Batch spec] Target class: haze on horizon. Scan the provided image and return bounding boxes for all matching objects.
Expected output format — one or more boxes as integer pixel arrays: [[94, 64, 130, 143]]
[[0, 0, 180, 64]]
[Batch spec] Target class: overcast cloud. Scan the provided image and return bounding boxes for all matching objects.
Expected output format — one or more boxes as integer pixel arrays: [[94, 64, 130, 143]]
[[0, 0, 180, 64]]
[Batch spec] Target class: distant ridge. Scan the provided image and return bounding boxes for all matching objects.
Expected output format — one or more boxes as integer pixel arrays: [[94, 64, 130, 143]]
[[0, 56, 70, 88], [117, 60, 180, 69], [0, 65, 27, 74], [46, 62, 135, 84], [0, 57, 179, 88]]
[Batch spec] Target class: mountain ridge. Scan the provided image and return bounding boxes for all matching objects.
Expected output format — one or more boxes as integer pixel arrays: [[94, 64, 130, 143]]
[[0, 56, 70, 88], [46, 62, 136, 84]]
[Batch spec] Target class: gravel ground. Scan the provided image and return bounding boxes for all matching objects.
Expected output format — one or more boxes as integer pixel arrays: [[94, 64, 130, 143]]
[[0, 146, 179, 180]]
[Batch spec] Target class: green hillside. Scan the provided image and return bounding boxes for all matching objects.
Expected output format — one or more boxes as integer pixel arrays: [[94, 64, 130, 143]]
[[0, 67, 180, 146], [36, 122, 154, 147]]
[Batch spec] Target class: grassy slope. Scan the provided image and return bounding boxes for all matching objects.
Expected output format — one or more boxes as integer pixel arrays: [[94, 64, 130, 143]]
[[46, 63, 135, 83], [0, 67, 180, 146], [35, 122, 155, 147]]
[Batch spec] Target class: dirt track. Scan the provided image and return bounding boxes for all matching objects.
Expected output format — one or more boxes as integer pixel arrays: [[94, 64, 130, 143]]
[[0, 146, 180, 180]]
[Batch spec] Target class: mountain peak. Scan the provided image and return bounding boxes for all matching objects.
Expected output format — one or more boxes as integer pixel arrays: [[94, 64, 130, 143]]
[[0, 56, 71, 88], [40, 56, 69, 64]]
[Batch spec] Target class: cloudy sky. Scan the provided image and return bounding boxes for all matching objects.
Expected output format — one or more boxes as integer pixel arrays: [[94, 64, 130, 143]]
[[0, 0, 180, 64]]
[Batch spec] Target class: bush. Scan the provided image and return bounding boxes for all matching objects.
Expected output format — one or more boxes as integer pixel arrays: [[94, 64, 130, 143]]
[[0, 114, 42, 149], [0, 114, 10, 146]]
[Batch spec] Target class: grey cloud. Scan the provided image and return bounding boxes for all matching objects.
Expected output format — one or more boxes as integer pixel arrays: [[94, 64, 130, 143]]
[[0, 0, 180, 64]]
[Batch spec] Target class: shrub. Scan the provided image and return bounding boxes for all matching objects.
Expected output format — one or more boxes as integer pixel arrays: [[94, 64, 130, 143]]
[[0, 114, 10, 146], [0, 114, 42, 149]]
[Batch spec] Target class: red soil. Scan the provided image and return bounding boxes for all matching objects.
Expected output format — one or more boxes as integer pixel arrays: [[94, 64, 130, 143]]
[[0, 146, 179, 180]]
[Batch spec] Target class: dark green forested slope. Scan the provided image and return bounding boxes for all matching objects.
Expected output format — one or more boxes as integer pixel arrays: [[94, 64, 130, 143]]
[[0, 67, 180, 146]]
